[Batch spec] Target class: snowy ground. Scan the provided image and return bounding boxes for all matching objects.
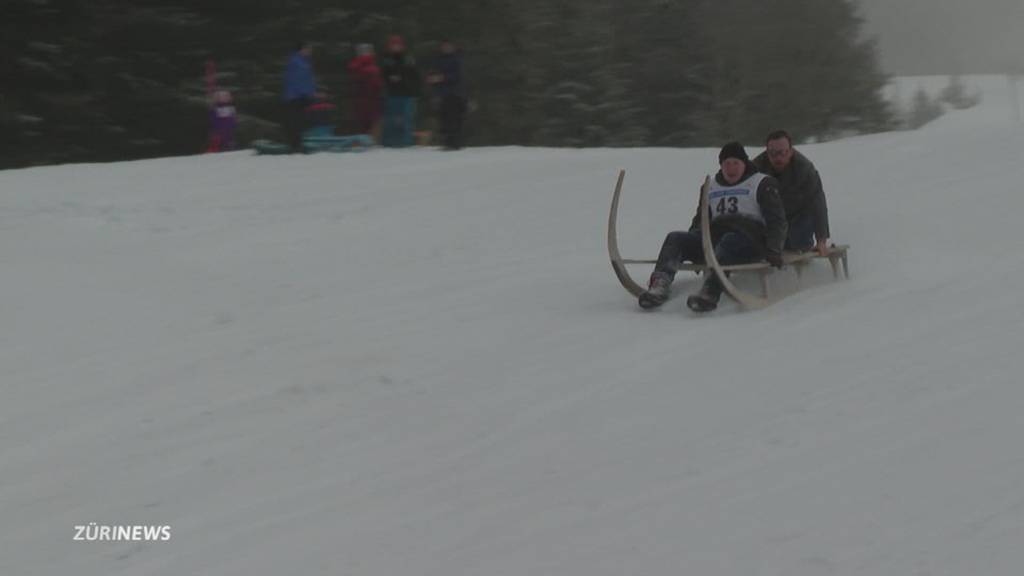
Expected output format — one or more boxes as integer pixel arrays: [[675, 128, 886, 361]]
[[3, 76, 1024, 575]]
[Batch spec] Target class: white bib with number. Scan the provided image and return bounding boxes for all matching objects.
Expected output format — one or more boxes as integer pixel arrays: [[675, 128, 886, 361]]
[[708, 173, 766, 224]]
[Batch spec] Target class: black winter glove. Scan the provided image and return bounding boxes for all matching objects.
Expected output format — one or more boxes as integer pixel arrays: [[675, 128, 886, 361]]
[[766, 251, 784, 269]]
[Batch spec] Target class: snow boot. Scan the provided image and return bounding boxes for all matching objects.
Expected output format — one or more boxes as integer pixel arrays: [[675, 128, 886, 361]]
[[686, 276, 723, 312], [638, 272, 672, 309]]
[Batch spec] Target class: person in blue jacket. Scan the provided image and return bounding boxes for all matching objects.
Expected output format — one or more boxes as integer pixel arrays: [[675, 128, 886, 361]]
[[283, 41, 317, 153]]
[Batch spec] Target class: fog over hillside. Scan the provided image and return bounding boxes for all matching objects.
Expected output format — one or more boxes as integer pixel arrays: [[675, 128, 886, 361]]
[[857, 0, 1024, 74]]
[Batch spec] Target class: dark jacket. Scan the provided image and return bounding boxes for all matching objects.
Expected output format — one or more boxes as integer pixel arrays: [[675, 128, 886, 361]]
[[752, 149, 830, 240], [432, 51, 465, 100], [380, 51, 421, 98], [688, 161, 788, 256]]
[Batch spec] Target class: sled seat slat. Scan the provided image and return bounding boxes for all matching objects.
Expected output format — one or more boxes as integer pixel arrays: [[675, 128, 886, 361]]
[[675, 244, 849, 274], [619, 244, 849, 299]]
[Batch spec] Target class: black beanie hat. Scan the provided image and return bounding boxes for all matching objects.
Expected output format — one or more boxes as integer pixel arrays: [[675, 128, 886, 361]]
[[718, 141, 748, 164]]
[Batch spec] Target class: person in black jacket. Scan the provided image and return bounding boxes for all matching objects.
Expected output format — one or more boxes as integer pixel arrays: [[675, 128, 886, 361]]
[[426, 39, 467, 150], [379, 35, 421, 147], [752, 130, 831, 255], [639, 142, 788, 312]]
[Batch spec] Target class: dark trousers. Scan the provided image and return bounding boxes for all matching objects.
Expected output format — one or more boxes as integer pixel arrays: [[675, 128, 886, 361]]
[[382, 97, 417, 147], [786, 212, 816, 250], [654, 230, 761, 280], [439, 94, 466, 150], [284, 97, 311, 153]]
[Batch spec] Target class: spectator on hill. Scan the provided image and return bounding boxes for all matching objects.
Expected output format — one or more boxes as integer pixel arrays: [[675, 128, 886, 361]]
[[379, 35, 421, 147], [426, 39, 467, 150], [207, 90, 237, 152], [283, 41, 317, 153], [347, 43, 384, 141]]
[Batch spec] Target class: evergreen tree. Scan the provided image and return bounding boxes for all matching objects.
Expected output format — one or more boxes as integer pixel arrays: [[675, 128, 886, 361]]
[[2, 0, 894, 168]]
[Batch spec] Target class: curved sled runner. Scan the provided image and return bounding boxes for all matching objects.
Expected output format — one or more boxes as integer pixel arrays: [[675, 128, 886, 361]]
[[608, 170, 648, 297], [608, 169, 850, 309]]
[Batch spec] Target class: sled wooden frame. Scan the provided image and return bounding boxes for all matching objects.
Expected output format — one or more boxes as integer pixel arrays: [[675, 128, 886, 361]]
[[608, 169, 850, 305]]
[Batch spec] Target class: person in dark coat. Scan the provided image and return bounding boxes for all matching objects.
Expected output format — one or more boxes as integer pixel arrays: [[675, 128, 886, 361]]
[[282, 41, 317, 153], [752, 130, 831, 254], [638, 142, 788, 312], [347, 44, 384, 140], [379, 35, 421, 147], [426, 39, 467, 150]]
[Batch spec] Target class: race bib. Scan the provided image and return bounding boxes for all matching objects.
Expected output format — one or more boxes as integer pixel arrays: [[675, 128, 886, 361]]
[[708, 173, 766, 223]]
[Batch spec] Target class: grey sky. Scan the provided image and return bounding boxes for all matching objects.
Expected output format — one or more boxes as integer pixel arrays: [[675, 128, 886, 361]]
[[856, 0, 1024, 74]]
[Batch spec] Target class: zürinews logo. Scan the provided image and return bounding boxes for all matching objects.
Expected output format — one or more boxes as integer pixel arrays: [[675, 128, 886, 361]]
[[73, 524, 172, 542]]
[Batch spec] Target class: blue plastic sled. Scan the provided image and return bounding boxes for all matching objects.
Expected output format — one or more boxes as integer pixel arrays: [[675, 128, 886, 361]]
[[251, 139, 291, 155], [251, 127, 374, 155], [302, 126, 374, 153]]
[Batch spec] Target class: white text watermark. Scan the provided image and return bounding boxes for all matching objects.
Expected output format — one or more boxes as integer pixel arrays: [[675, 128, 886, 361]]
[[73, 524, 172, 542]]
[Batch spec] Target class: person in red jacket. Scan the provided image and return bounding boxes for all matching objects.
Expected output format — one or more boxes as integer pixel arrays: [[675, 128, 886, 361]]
[[347, 43, 384, 141]]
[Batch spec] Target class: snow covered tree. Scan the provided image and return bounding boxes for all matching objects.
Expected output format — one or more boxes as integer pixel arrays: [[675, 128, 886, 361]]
[[939, 75, 981, 110], [907, 88, 944, 129]]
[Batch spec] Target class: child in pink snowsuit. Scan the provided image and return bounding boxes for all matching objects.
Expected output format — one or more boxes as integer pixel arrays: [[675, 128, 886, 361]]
[[207, 90, 238, 152]]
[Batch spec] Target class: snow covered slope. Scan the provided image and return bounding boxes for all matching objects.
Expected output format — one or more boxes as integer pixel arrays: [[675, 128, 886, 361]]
[[3, 76, 1024, 575]]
